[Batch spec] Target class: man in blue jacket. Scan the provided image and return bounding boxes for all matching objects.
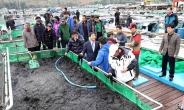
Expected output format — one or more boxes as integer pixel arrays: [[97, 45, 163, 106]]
[[78, 15, 91, 42], [165, 7, 178, 33], [88, 37, 110, 73], [63, 11, 74, 31]]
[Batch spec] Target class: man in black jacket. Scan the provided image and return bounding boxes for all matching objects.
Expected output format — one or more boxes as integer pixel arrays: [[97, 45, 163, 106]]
[[44, 10, 51, 26], [76, 10, 80, 21], [33, 17, 46, 50], [114, 8, 120, 26], [126, 14, 132, 28], [42, 23, 56, 50], [6, 16, 15, 30], [65, 31, 84, 55]]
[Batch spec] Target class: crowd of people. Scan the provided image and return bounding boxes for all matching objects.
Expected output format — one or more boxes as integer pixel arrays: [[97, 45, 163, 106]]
[[22, 7, 181, 87], [22, 8, 142, 87]]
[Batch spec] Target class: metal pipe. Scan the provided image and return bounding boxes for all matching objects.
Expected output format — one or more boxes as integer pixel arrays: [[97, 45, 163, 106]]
[[6, 47, 13, 110], [71, 52, 163, 110]]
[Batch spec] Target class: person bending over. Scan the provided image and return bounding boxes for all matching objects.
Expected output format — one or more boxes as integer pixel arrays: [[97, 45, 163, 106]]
[[109, 45, 137, 87]]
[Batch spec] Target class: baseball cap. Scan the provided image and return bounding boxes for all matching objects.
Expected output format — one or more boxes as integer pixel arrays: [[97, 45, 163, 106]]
[[47, 23, 52, 27], [61, 17, 66, 22], [128, 23, 137, 29], [35, 16, 41, 21], [63, 11, 69, 15]]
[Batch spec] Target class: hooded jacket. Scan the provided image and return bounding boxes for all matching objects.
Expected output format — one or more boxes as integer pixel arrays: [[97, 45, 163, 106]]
[[42, 29, 56, 48], [53, 21, 61, 37], [91, 43, 110, 73], [66, 34, 85, 54], [33, 23, 45, 42], [109, 45, 137, 82], [58, 23, 71, 41]]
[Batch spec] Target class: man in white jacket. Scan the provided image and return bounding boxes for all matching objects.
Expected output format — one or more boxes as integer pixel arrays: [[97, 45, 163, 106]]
[[109, 44, 137, 87]]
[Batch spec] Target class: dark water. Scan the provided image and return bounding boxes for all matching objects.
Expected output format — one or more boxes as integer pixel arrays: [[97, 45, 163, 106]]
[[7, 57, 140, 110]]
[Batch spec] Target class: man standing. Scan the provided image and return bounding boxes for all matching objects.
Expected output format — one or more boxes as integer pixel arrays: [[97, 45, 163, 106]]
[[22, 22, 39, 52], [73, 16, 79, 32], [63, 11, 74, 31], [53, 16, 61, 48], [127, 23, 141, 80], [82, 32, 100, 61], [6, 16, 15, 30], [88, 15, 95, 31], [116, 26, 127, 46], [165, 7, 178, 33], [65, 31, 84, 55], [88, 37, 110, 73], [33, 17, 46, 50], [42, 23, 56, 50], [159, 24, 180, 81], [44, 10, 51, 26], [78, 15, 91, 42], [126, 14, 132, 28], [76, 10, 80, 21], [58, 17, 71, 48], [92, 16, 105, 40], [114, 8, 120, 26]]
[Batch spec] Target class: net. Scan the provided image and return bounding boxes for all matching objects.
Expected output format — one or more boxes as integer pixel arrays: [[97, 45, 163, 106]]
[[140, 49, 184, 73]]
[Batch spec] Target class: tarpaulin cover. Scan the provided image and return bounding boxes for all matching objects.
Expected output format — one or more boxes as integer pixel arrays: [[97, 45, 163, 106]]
[[140, 49, 184, 73]]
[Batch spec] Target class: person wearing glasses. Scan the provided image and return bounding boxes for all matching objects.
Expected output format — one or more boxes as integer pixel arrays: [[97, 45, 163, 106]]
[[42, 23, 56, 50]]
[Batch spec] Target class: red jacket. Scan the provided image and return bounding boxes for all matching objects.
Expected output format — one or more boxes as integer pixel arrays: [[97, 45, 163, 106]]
[[130, 32, 141, 55]]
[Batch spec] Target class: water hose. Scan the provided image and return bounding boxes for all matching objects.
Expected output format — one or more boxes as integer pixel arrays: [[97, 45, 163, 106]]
[[55, 56, 97, 89]]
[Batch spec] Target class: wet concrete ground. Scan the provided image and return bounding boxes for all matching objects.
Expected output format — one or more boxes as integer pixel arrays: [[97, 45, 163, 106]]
[[7, 56, 140, 110]]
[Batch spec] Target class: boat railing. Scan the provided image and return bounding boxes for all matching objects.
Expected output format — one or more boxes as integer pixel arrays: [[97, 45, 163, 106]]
[[0, 48, 13, 110], [71, 52, 163, 110]]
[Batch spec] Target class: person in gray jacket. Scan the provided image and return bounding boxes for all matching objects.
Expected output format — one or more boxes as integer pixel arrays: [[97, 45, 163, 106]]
[[116, 26, 127, 46], [22, 22, 39, 52], [159, 24, 180, 81]]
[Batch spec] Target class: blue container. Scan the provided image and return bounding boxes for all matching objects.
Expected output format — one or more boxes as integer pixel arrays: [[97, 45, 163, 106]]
[[177, 28, 184, 39], [174, 28, 178, 33]]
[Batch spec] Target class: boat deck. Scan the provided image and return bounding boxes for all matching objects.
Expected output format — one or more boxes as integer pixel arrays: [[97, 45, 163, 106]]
[[136, 74, 184, 110]]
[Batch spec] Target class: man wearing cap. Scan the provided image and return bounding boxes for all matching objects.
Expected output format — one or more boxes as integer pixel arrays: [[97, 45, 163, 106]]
[[127, 23, 141, 80], [33, 17, 46, 50], [42, 23, 56, 50], [78, 15, 91, 42], [114, 8, 120, 26], [58, 17, 71, 48], [63, 11, 74, 31], [65, 31, 84, 55], [92, 16, 105, 40], [53, 16, 61, 48], [126, 14, 132, 28], [44, 10, 51, 26]]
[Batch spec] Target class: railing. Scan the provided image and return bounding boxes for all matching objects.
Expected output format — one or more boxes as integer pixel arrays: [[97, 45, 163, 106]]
[[0, 48, 13, 110], [70, 52, 163, 110]]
